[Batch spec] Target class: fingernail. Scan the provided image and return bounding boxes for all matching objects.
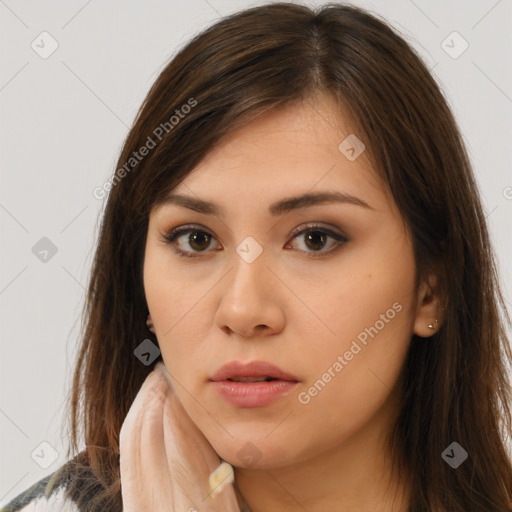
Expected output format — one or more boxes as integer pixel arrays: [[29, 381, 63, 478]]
[[209, 461, 234, 497]]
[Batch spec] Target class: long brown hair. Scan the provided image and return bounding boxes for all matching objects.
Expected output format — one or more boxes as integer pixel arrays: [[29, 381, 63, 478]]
[[58, 2, 512, 510]]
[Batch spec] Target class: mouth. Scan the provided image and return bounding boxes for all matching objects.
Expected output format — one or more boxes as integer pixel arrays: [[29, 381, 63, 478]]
[[227, 376, 278, 382], [209, 360, 300, 408], [210, 360, 300, 383]]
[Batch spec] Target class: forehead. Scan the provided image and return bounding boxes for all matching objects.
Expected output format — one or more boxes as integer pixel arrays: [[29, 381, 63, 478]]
[[151, 93, 396, 219]]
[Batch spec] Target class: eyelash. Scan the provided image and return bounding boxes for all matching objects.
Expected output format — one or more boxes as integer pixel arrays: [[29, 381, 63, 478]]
[[160, 223, 348, 259]]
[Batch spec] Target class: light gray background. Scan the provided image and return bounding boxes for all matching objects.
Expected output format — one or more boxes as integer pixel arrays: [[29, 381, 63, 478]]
[[1, 0, 511, 505]]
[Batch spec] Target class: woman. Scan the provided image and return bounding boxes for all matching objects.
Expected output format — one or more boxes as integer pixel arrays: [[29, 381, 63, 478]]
[[3, 2, 511, 511]]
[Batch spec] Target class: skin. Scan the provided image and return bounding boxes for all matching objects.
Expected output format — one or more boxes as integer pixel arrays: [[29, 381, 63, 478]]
[[119, 362, 242, 511], [140, 93, 444, 511]]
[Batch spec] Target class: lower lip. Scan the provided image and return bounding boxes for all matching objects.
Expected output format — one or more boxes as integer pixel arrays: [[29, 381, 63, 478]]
[[210, 380, 299, 407]]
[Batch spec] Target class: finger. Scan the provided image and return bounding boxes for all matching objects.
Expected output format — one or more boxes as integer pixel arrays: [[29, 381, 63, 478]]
[[138, 366, 175, 489], [156, 364, 227, 510], [120, 365, 173, 507], [120, 365, 163, 447], [119, 367, 161, 477], [158, 369, 215, 507], [121, 363, 240, 511], [158, 366, 221, 474], [120, 368, 156, 508], [158, 370, 237, 509]]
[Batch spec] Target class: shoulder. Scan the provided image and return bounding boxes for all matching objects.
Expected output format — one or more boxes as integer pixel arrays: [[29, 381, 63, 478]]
[[0, 452, 101, 512]]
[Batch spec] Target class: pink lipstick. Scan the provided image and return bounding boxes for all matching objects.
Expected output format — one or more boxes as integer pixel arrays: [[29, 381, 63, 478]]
[[209, 360, 300, 408]]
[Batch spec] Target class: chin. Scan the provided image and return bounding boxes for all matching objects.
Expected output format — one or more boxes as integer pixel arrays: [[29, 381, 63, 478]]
[[207, 429, 301, 471]]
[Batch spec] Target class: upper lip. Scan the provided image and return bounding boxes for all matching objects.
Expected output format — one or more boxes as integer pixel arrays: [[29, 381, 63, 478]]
[[210, 360, 300, 382]]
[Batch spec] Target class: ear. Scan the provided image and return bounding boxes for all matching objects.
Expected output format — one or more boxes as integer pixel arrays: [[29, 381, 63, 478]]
[[413, 273, 444, 338], [146, 313, 156, 334]]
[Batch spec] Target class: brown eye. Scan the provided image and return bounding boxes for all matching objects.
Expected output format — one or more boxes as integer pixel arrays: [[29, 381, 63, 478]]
[[162, 223, 347, 259], [285, 224, 348, 257], [187, 231, 212, 251], [163, 226, 219, 258], [303, 230, 328, 251]]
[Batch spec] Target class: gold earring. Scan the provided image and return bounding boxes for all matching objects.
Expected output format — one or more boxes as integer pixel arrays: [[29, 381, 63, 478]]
[[427, 319, 439, 330]]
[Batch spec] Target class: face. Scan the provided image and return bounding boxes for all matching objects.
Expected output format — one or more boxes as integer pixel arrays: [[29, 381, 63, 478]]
[[143, 93, 433, 470]]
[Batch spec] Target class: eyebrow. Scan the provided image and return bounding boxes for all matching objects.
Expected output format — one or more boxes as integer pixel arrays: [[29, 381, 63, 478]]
[[160, 191, 373, 217]]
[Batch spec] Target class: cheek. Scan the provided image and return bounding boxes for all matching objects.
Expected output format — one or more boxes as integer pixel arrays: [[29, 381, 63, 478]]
[[295, 248, 416, 365], [144, 246, 205, 338], [143, 250, 200, 377], [288, 246, 416, 431]]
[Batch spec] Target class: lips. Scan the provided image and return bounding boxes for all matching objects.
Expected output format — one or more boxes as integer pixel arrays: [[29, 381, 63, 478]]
[[210, 360, 300, 383], [209, 360, 300, 408]]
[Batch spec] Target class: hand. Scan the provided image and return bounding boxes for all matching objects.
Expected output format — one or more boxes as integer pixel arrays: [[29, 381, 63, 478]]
[[119, 361, 241, 512]]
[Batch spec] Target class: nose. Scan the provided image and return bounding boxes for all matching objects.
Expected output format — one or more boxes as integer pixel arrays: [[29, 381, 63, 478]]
[[213, 244, 285, 339]]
